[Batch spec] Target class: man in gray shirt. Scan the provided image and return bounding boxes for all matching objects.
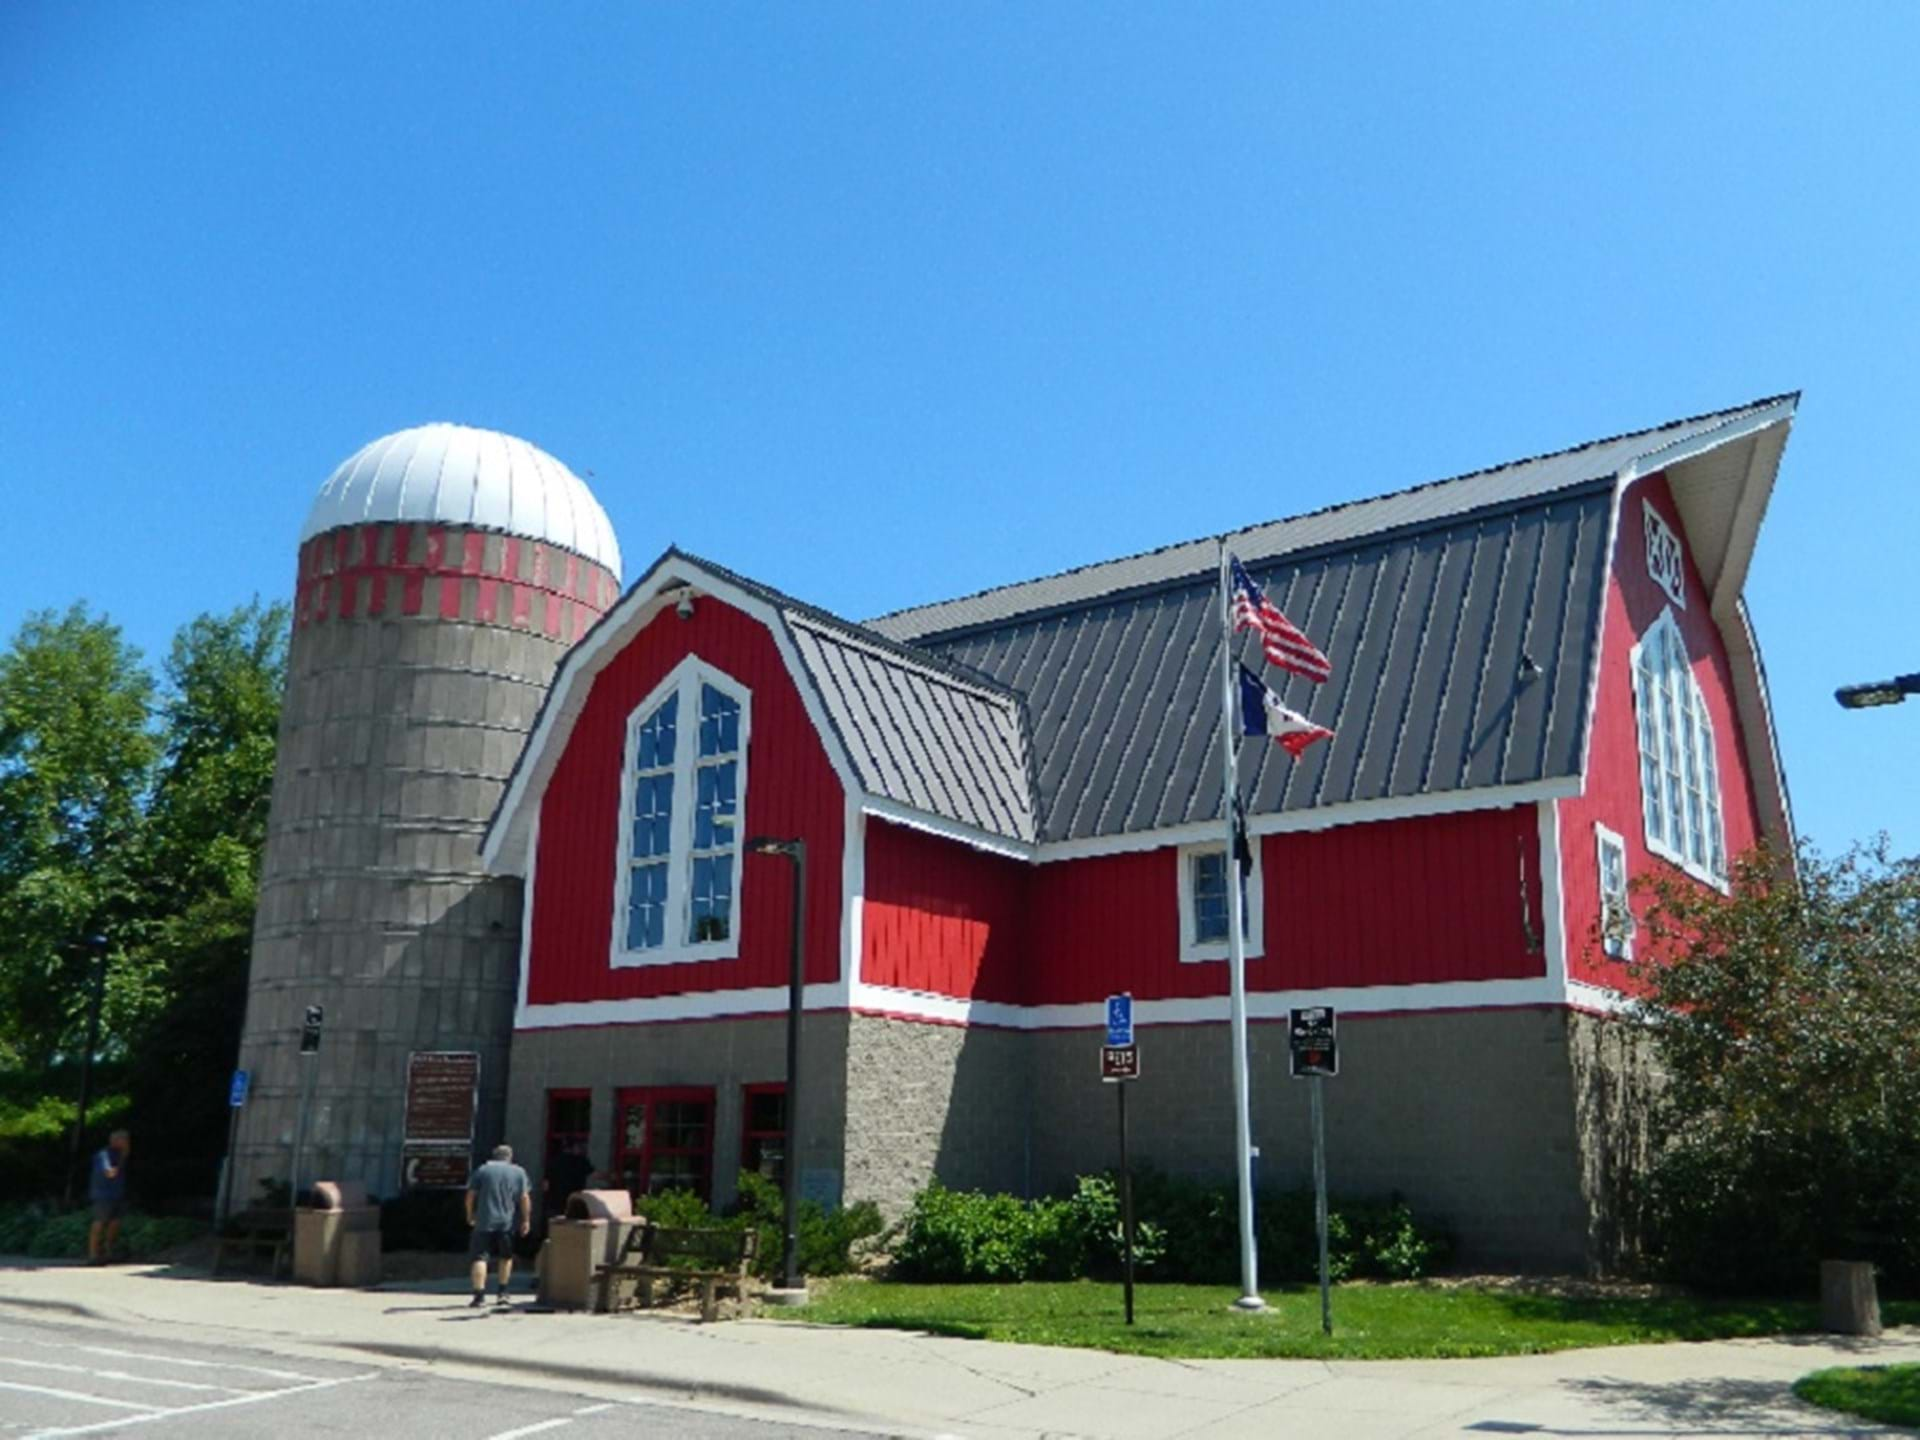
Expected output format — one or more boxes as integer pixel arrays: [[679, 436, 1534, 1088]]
[[465, 1144, 532, 1307]]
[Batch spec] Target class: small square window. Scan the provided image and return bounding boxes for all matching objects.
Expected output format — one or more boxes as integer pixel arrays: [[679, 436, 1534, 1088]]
[[1177, 840, 1262, 963]]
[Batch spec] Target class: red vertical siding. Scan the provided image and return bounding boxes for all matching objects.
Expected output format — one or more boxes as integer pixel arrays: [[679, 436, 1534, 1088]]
[[861, 819, 1030, 999], [859, 805, 1546, 1008], [1557, 472, 1764, 991], [525, 599, 845, 1005]]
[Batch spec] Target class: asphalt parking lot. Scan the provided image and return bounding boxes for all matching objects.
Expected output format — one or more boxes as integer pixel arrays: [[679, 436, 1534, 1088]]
[[0, 1314, 893, 1439]]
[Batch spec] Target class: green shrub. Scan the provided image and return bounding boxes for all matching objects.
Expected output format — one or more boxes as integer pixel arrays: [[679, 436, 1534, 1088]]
[[0, 1205, 201, 1259], [727, 1172, 884, 1280], [890, 1173, 1450, 1285], [890, 1182, 1094, 1282], [632, 1187, 716, 1231], [630, 1179, 884, 1281]]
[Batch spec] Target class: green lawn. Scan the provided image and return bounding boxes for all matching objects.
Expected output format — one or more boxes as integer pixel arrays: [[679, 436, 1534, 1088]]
[[771, 1279, 1919, 1361], [1796, 1364, 1920, 1428]]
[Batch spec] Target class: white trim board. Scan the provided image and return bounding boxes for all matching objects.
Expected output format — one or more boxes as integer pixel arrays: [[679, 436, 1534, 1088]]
[[518, 967, 1584, 1033]]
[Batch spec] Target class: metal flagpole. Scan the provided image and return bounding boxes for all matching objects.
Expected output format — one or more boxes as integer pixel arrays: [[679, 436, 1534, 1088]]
[[1216, 543, 1264, 1311]]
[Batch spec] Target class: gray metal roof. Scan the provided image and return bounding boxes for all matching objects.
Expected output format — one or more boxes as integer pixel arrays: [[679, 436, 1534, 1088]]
[[867, 395, 1790, 646], [785, 616, 1037, 844], [642, 552, 1038, 844], [920, 483, 1615, 842]]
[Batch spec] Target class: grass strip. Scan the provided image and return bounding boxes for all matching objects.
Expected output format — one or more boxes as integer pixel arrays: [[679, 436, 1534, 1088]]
[[773, 1279, 1919, 1361], [1795, 1363, 1920, 1428]]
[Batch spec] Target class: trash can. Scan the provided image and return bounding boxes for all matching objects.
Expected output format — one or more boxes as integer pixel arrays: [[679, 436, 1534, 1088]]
[[293, 1180, 383, 1287], [542, 1189, 636, 1311]]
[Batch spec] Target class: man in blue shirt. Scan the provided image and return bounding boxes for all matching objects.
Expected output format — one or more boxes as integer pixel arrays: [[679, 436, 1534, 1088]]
[[464, 1144, 531, 1307], [87, 1130, 130, 1265]]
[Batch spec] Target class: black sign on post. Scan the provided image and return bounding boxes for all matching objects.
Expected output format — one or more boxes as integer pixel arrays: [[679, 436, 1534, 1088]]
[[1100, 1045, 1141, 1082], [299, 1005, 324, 1055], [1289, 1005, 1337, 1079]]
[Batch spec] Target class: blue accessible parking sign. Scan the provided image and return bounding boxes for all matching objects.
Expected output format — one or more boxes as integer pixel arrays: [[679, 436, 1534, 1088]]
[[1105, 993, 1133, 1047], [229, 1069, 250, 1108]]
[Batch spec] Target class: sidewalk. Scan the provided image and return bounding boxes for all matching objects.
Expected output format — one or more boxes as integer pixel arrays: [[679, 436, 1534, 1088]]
[[2, 1261, 1917, 1439]]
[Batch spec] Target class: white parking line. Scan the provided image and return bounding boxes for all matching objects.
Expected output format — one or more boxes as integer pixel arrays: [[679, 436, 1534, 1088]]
[[572, 1404, 615, 1415], [0, 1355, 240, 1393], [482, 1420, 574, 1440], [0, 1379, 166, 1413], [11, 1335, 323, 1383], [23, 1370, 377, 1439]]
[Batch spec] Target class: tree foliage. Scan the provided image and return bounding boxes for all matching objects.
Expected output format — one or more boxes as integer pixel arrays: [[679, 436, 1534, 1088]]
[[0, 606, 154, 1070], [1629, 840, 1920, 1292], [0, 599, 287, 1204]]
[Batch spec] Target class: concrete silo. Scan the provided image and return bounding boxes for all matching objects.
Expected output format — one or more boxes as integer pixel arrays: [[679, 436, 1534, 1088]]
[[230, 424, 622, 1203]]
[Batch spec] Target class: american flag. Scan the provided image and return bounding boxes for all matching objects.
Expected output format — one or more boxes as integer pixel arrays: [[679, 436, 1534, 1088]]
[[1229, 554, 1331, 683]]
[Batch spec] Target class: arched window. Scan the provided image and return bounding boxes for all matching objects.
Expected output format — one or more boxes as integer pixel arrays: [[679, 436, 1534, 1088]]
[[614, 658, 750, 965], [1630, 609, 1725, 886]]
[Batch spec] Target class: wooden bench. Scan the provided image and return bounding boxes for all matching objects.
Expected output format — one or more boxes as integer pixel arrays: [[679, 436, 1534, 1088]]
[[212, 1209, 293, 1278], [595, 1222, 758, 1322]]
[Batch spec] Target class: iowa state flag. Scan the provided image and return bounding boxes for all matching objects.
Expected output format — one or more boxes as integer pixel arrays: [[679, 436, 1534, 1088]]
[[1239, 664, 1333, 757]]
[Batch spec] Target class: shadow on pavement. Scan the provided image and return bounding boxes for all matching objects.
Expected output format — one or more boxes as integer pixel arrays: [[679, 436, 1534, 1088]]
[[1530, 1375, 1870, 1436]]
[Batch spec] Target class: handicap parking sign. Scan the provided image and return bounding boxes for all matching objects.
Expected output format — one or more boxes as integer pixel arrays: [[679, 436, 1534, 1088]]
[[1105, 993, 1133, 1047]]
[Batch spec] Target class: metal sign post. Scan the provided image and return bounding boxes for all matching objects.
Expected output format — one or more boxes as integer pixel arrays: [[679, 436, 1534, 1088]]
[[289, 1006, 322, 1220], [219, 1070, 249, 1224], [1102, 995, 1140, 1326], [1290, 1006, 1337, 1336]]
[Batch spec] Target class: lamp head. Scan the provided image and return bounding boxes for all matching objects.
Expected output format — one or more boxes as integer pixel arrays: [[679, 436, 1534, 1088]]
[[1835, 673, 1920, 710], [675, 589, 695, 621]]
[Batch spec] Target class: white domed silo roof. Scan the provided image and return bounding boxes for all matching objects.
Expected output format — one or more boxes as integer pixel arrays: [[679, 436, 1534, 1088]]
[[303, 424, 622, 579]]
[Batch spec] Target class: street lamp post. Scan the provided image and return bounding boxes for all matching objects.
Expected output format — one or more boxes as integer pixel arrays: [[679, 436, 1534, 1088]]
[[62, 934, 110, 1209], [1836, 673, 1920, 710], [746, 835, 807, 1302]]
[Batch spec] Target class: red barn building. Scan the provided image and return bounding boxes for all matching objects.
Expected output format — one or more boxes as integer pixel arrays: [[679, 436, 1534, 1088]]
[[483, 394, 1797, 1270]]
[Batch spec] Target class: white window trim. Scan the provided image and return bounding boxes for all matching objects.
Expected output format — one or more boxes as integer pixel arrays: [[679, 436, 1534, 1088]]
[[610, 655, 753, 969], [1644, 502, 1687, 611], [1628, 608, 1727, 893], [1176, 839, 1265, 964], [1594, 823, 1633, 961]]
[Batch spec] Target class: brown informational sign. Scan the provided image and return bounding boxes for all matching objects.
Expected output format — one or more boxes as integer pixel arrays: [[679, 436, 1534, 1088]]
[[1101, 1044, 1140, 1082], [402, 1145, 471, 1190], [404, 1051, 480, 1143]]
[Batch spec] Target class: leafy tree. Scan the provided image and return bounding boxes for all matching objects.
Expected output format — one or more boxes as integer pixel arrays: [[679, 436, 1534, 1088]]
[[0, 606, 155, 1070], [121, 601, 288, 1201], [1629, 840, 1920, 1292]]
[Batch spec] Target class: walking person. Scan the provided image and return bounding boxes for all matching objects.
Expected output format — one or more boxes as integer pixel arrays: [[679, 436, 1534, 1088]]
[[464, 1144, 531, 1307], [87, 1130, 131, 1265]]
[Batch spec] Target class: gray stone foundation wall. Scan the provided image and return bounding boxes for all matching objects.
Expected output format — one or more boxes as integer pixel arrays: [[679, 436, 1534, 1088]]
[[843, 1014, 1033, 1216], [506, 1014, 851, 1212], [1024, 1007, 1592, 1271], [502, 1003, 1644, 1273]]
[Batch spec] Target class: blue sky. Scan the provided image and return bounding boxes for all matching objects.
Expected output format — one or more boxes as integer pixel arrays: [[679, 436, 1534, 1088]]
[[3, 3, 1916, 855]]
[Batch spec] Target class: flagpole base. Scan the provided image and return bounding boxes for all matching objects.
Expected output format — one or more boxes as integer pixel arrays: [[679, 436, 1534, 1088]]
[[1231, 1294, 1269, 1313]]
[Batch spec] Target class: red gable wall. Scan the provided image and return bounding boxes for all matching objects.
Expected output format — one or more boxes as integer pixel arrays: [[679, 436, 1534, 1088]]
[[1556, 472, 1764, 992], [525, 598, 844, 1006]]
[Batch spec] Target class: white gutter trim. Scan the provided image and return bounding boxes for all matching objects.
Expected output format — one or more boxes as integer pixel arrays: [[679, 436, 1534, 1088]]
[[1616, 398, 1797, 487]]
